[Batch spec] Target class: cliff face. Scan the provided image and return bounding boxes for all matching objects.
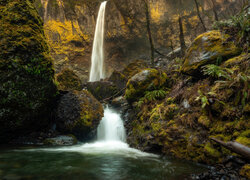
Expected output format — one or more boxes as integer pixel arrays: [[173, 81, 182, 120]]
[[34, 0, 243, 82]]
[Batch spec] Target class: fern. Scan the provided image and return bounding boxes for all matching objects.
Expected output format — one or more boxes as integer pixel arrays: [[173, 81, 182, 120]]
[[216, 72, 249, 107], [202, 64, 233, 80], [137, 90, 167, 108]]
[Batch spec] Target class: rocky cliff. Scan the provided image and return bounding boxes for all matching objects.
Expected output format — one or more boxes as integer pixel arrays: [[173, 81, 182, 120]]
[[34, 0, 243, 82]]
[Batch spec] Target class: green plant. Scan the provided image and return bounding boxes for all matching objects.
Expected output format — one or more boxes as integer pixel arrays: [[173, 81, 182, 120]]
[[212, 10, 250, 46], [137, 90, 167, 108], [202, 64, 233, 80], [216, 72, 249, 107], [195, 90, 209, 108]]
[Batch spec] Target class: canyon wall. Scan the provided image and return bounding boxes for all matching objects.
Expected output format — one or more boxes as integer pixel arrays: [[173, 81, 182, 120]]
[[34, 0, 244, 82]]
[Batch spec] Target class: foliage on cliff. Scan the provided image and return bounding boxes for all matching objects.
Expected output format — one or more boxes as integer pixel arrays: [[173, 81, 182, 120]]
[[126, 12, 249, 167], [0, 0, 57, 142]]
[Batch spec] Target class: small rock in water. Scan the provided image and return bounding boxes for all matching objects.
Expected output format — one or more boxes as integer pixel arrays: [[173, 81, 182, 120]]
[[43, 135, 77, 146]]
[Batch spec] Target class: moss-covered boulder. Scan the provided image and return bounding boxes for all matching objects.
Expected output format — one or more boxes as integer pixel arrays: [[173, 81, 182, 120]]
[[56, 68, 82, 91], [56, 90, 103, 140], [182, 30, 241, 75], [86, 81, 119, 101], [125, 69, 168, 103], [0, 0, 57, 143], [122, 60, 148, 79], [108, 70, 127, 90]]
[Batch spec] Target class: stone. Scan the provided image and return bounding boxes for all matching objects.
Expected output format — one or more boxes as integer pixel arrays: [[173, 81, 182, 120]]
[[43, 135, 77, 146], [86, 81, 119, 101], [56, 68, 82, 91], [125, 68, 168, 103], [0, 0, 57, 143], [56, 90, 103, 140], [182, 30, 241, 75]]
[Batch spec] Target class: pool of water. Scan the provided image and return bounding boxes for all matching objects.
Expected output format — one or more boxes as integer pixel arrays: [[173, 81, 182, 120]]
[[0, 142, 207, 180]]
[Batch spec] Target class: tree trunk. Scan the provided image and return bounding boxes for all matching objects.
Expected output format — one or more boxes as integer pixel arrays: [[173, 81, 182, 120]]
[[143, 0, 155, 66], [211, 0, 219, 21], [194, 0, 207, 32], [178, 16, 186, 57], [211, 138, 250, 160]]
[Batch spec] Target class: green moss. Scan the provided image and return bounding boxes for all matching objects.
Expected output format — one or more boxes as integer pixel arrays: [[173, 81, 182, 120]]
[[198, 115, 211, 128], [125, 68, 168, 103], [240, 164, 250, 179], [182, 30, 241, 75], [56, 68, 82, 91], [204, 142, 221, 158], [236, 137, 250, 146], [0, 0, 57, 142]]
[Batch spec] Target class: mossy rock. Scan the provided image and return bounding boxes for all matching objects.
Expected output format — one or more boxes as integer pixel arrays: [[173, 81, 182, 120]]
[[56, 68, 82, 91], [56, 90, 103, 140], [0, 0, 57, 143], [122, 59, 148, 79], [108, 70, 127, 90], [125, 68, 168, 103], [86, 81, 119, 101], [240, 164, 250, 179], [182, 30, 241, 76]]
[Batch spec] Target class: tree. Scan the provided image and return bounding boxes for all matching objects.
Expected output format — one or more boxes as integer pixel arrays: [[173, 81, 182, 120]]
[[194, 0, 207, 32], [178, 15, 186, 56], [210, 0, 219, 21], [142, 0, 155, 66]]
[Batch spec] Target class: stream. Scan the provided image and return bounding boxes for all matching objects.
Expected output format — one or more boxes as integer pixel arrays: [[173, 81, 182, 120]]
[[0, 108, 207, 180]]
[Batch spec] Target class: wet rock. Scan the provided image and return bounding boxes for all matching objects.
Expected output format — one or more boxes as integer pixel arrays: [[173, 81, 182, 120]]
[[108, 70, 127, 90], [182, 30, 241, 76], [193, 156, 248, 180], [43, 135, 77, 146], [56, 68, 82, 91], [111, 96, 128, 108], [56, 90, 104, 141], [125, 68, 168, 103], [86, 81, 119, 101]]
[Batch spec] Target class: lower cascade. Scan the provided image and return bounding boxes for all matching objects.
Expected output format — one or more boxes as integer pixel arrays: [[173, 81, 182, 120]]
[[97, 107, 126, 142]]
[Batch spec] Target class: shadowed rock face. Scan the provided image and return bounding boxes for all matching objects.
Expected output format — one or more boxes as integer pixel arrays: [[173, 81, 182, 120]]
[[0, 0, 57, 143], [34, 0, 242, 82], [56, 90, 104, 141]]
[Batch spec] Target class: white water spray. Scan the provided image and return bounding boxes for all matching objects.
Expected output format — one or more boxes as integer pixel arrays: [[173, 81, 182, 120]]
[[97, 107, 126, 142], [89, 1, 107, 82]]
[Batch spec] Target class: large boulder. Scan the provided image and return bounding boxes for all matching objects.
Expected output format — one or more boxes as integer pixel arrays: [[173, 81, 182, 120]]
[[0, 0, 57, 143], [108, 70, 128, 90], [86, 81, 119, 101], [125, 68, 168, 103], [182, 30, 241, 75], [56, 68, 82, 91], [56, 90, 103, 140]]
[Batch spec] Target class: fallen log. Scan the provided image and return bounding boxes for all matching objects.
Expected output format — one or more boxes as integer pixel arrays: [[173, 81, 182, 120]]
[[210, 137, 250, 160]]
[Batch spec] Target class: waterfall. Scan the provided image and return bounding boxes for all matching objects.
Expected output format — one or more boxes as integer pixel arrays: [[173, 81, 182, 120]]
[[97, 107, 126, 142], [89, 1, 107, 82]]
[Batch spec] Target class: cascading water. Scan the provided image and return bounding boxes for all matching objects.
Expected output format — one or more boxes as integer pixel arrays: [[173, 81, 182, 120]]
[[89, 1, 107, 82], [97, 107, 126, 142]]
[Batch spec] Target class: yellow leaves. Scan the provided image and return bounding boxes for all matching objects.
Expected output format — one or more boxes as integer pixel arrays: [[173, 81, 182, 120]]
[[44, 19, 89, 56], [149, 1, 164, 23]]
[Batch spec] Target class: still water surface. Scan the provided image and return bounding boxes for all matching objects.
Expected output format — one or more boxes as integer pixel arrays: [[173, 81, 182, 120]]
[[0, 143, 206, 180]]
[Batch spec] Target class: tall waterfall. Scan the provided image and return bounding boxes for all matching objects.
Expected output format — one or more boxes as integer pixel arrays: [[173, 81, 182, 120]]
[[89, 1, 107, 82]]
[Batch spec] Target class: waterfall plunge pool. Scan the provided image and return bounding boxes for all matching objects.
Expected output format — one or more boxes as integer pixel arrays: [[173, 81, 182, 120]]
[[0, 146, 207, 180], [0, 108, 207, 180]]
